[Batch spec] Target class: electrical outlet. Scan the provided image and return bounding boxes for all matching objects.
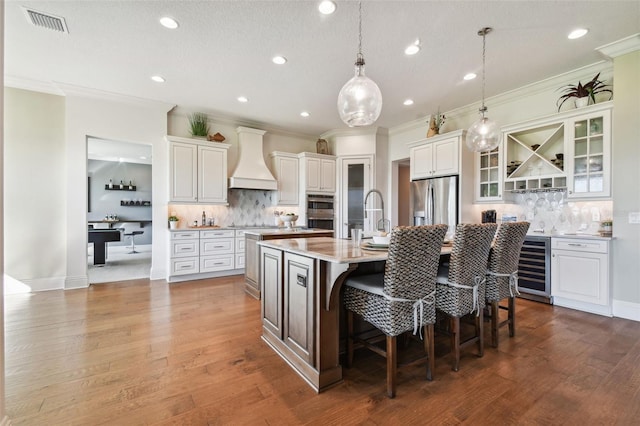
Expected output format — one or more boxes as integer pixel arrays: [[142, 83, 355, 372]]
[[629, 212, 640, 224], [592, 210, 600, 222]]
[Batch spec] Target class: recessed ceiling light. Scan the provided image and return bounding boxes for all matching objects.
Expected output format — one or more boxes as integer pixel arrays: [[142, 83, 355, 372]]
[[237, 96, 248, 103], [300, 111, 310, 117], [159, 17, 179, 29], [568, 28, 588, 39], [403, 99, 414, 106], [463, 73, 477, 81], [151, 75, 165, 83], [318, 1, 337, 15], [404, 39, 421, 55], [272, 56, 287, 65]]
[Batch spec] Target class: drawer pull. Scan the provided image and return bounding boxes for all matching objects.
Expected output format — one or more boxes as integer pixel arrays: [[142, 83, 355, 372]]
[[214, 262, 225, 265], [567, 243, 586, 247], [180, 247, 192, 251], [179, 265, 191, 269], [213, 245, 225, 248]]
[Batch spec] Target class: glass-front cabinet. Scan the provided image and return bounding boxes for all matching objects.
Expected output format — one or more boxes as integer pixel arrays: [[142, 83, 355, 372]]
[[475, 146, 502, 202], [565, 108, 611, 199]]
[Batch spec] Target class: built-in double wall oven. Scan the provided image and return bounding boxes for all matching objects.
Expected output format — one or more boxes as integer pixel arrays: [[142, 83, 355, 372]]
[[306, 194, 334, 230]]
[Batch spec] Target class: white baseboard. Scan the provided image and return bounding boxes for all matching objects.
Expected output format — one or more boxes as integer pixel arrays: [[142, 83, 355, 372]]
[[65, 275, 89, 290], [5, 275, 66, 294], [612, 299, 640, 322]]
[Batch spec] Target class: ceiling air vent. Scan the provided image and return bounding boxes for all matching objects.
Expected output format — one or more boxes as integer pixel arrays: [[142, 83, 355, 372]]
[[22, 7, 69, 33]]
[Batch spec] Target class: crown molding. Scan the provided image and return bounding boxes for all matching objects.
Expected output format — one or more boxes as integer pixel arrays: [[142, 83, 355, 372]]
[[55, 83, 176, 112], [4, 75, 65, 96], [597, 33, 640, 59], [319, 126, 388, 140]]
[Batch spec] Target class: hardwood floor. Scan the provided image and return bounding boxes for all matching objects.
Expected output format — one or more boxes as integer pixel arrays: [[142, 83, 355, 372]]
[[5, 275, 640, 425]]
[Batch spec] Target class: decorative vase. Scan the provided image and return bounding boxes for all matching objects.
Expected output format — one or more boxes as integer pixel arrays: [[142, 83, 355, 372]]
[[426, 116, 439, 138], [574, 97, 589, 108], [169, 221, 178, 230]]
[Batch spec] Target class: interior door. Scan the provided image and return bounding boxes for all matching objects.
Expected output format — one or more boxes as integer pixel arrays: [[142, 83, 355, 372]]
[[338, 156, 372, 239]]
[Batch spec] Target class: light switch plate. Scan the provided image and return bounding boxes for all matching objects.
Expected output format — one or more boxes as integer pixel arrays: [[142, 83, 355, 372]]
[[629, 212, 640, 224]]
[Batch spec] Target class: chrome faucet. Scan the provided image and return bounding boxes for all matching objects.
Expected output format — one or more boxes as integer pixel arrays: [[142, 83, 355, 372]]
[[364, 189, 389, 232]]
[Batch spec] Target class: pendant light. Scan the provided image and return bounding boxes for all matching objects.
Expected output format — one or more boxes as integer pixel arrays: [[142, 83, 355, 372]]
[[466, 27, 501, 152], [337, 0, 382, 127]]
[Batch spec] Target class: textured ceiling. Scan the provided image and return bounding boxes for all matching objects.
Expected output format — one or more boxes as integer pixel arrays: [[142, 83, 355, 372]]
[[5, 1, 640, 137]]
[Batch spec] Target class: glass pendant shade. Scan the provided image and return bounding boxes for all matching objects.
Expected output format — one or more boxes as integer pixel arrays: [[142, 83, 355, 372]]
[[466, 113, 501, 152], [338, 59, 382, 127]]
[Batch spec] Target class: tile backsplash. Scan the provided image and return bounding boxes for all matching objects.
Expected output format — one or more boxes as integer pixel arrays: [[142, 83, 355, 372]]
[[471, 190, 612, 235], [168, 189, 300, 228]]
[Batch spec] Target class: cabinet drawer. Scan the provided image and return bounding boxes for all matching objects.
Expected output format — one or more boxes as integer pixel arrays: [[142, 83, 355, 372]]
[[200, 238, 234, 255], [200, 254, 234, 272], [171, 231, 199, 240], [200, 229, 235, 239], [236, 238, 246, 252], [235, 253, 245, 268], [171, 240, 199, 257], [552, 238, 608, 253], [170, 257, 199, 275]]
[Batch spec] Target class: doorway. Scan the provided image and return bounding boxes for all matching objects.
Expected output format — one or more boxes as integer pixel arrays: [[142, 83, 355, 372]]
[[338, 156, 372, 238], [87, 138, 153, 283]]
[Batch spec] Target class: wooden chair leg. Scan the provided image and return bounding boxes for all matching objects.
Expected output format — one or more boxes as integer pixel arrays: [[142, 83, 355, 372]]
[[477, 308, 484, 357], [508, 296, 516, 337], [424, 323, 435, 381], [346, 310, 354, 368], [491, 301, 499, 348], [451, 317, 460, 372], [386, 335, 397, 398]]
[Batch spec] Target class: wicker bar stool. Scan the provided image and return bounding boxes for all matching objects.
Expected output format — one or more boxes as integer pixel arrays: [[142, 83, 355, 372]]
[[485, 221, 530, 348], [435, 223, 497, 372], [343, 224, 448, 398]]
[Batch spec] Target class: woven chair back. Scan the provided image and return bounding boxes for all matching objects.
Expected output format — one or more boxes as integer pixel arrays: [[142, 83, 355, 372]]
[[486, 221, 530, 301], [383, 224, 448, 299], [447, 223, 498, 285]]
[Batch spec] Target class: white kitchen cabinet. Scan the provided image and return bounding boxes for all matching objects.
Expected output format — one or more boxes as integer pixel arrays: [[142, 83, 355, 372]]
[[200, 229, 235, 273], [299, 152, 336, 194], [169, 230, 199, 276], [474, 145, 502, 202], [565, 106, 611, 199], [500, 102, 611, 196], [551, 237, 611, 316], [408, 131, 461, 180], [270, 152, 299, 206], [167, 136, 231, 204]]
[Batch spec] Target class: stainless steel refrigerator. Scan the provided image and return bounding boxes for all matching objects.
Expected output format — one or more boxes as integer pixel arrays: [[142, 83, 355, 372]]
[[411, 176, 458, 236]]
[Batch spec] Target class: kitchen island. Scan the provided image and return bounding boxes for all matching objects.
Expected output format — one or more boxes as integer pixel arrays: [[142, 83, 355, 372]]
[[257, 237, 451, 392], [243, 228, 333, 299]]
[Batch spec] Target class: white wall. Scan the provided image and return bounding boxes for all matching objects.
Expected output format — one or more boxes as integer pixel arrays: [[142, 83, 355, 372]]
[[1, 0, 8, 420], [611, 49, 640, 313], [4, 88, 67, 291], [64, 90, 173, 287]]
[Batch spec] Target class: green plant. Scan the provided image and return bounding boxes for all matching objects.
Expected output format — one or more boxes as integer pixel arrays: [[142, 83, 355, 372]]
[[188, 112, 209, 137], [601, 219, 612, 227], [168, 215, 179, 222], [556, 72, 612, 111]]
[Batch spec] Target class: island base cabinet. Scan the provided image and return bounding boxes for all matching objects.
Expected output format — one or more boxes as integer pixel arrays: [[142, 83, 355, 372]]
[[284, 253, 315, 364], [261, 247, 283, 339], [245, 234, 260, 298]]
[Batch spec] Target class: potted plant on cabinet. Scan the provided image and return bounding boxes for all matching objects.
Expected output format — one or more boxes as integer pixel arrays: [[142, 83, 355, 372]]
[[556, 72, 612, 111], [168, 214, 180, 230], [188, 112, 209, 138]]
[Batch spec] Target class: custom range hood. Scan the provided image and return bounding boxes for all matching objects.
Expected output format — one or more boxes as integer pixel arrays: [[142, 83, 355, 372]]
[[228, 126, 278, 190]]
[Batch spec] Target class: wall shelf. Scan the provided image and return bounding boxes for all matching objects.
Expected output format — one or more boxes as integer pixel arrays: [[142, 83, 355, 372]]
[[120, 200, 150, 206], [105, 184, 137, 191]]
